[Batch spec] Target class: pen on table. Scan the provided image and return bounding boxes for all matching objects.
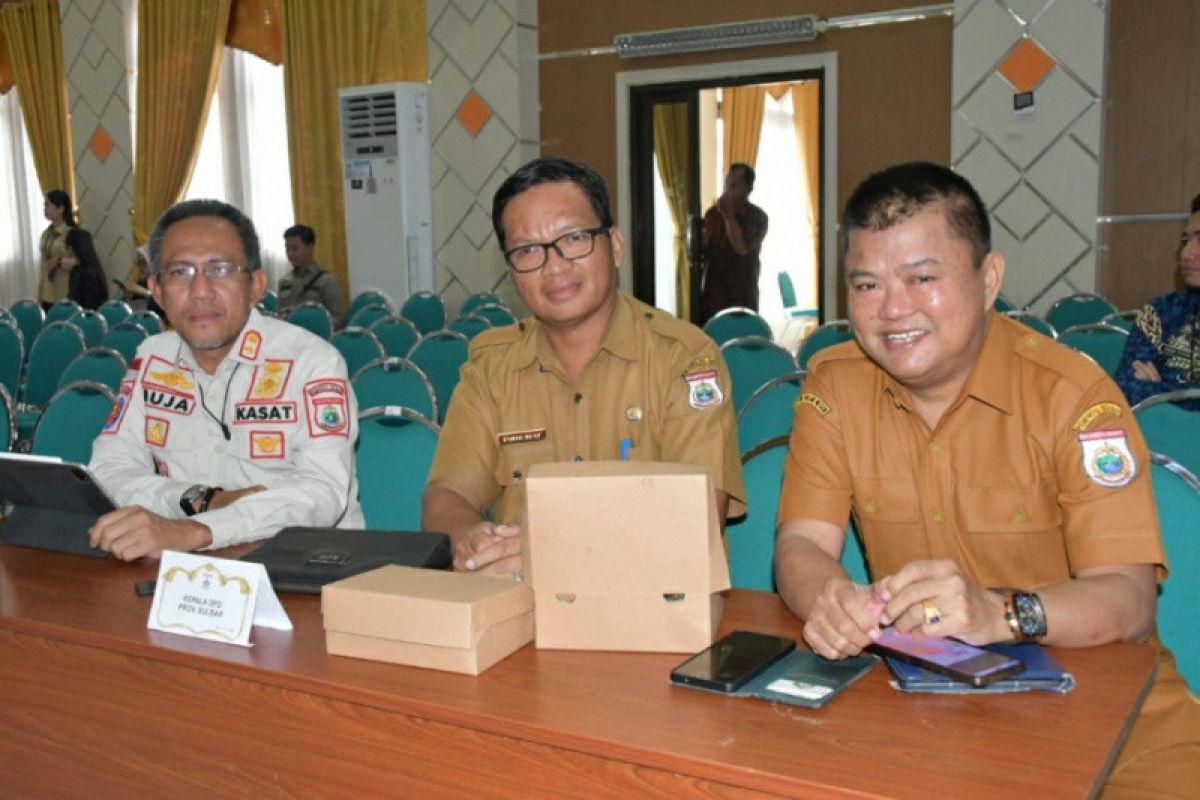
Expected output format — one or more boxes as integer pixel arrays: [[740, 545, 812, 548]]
[[620, 438, 632, 461]]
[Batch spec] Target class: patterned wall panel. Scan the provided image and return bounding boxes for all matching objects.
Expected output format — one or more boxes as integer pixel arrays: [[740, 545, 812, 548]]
[[952, 0, 1107, 314], [428, 0, 538, 316], [60, 0, 134, 287]]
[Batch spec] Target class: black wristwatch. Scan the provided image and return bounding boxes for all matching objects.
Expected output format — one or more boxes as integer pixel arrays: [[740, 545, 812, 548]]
[[179, 485, 222, 516], [1003, 590, 1048, 642]]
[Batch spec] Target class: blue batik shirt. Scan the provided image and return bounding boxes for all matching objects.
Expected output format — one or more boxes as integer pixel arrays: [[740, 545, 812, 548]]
[[1114, 289, 1200, 409]]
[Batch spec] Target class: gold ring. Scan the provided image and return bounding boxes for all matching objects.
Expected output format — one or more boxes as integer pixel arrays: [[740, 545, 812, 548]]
[[922, 598, 941, 626]]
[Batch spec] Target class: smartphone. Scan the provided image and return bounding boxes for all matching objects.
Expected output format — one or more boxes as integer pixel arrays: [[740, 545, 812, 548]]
[[869, 628, 1024, 687], [669, 630, 797, 692]]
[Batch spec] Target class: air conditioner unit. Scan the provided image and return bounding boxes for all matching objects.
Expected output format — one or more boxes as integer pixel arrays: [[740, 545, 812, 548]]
[[338, 81, 434, 301]]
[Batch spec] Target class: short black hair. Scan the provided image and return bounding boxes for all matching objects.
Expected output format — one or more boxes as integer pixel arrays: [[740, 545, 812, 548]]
[[842, 161, 991, 268], [45, 189, 76, 227], [147, 199, 262, 274], [1191, 193, 1199, 214], [284, 224, 316, 245], [491, 157, 613, 250], [731, 162, 756, 191]]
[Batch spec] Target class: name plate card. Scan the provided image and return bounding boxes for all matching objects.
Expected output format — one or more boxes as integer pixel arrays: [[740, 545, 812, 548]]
[[147, 551, 292, 647]]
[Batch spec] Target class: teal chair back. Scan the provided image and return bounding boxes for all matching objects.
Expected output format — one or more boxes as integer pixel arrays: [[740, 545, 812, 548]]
[[30, 380, 118, 464], [60, 347, 126, 392], [24, 321, 86, 407], [993, 294, 1015, 312], [400, 291, 446, 335], [347, 302, 391, 330], [355, 406, 440, 530], [102, 320, 148, 363], [473, 303, 516, 327], [797, 319, 853, 370], [68, 309, 108, 348], [1150, 459, 1200, 692], [0, 384, 15, 451], [351, 357, 438, 421], [447, 312, 491, 340], [408, 331, 469, 423], [0, 318, 24, 398], [46, 299, 82, 324], [720, 335, 797, 415], [97, 299, 132, 327], [258, 289, 279, 313], [286, 302, 333, 340], [10, 300, 44, 357], [131, 308, 164, 335], [737, 370, 804, 455], [1005, 310, 1058, 339], [369, 315, 421, 358], [1045, 292, 1118, 333], [777, 272, 818, 320], [704, 307, 773, 345], [346, 289, 392, 324], [1102, 310, 1136, 332], [1058, 323, 1127, 376], [1133, 390, 1200, 478], [331, 327, 386, 378], [460, 292, 502, 316]]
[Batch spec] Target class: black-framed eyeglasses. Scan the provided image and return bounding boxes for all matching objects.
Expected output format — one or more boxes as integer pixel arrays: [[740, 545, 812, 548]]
[[160, 260, 251, 286], [503, 227, 610, 273]]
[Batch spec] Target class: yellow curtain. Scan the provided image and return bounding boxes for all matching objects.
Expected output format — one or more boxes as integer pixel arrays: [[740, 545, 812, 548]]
[[790, 82, 820, 238], [721, 85, 766, 170], [283, 0, 427, 295], [0, 0, 74, 199], [228, 0, 282, 65], [0, 25, 14, 94], [132, 0, 231, 245], [653, 103, 691, 321]]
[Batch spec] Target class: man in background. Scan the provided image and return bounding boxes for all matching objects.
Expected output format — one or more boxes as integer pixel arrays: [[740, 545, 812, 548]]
[[279, 224, 345, 326], [699, 162, 768, 323]]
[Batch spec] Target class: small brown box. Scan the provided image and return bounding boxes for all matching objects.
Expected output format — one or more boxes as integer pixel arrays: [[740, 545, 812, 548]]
[[322, 565, 534, 675]]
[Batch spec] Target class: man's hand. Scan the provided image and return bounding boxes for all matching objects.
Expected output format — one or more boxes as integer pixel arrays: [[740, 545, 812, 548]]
[[801, 575, 886, 659], [1131, 360, 1162, 382], [206, 485, 266, 512], [877, 559, 1008, 645], [89, 506, 213, 561], [453, 521, 522, 577], [716, 194, 735, 217]]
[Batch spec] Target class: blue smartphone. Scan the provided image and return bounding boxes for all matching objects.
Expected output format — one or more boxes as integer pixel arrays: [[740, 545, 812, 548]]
[[869, 628, 1024, 687]]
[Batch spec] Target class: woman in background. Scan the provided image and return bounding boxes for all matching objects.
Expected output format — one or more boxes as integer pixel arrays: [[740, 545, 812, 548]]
[[121, 245, 163, 317], [65, 227, 109, 310], [38, 189, 77, 308]]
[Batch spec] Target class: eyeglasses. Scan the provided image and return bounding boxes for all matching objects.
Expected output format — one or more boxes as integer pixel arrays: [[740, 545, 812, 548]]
[[160, 260, 251, 286], [503, 227, 610, 273]]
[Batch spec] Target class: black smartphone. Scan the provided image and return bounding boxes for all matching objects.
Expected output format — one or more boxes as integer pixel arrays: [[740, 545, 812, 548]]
[[869, 628, 1024, 688], [669, 630, 797, 692]]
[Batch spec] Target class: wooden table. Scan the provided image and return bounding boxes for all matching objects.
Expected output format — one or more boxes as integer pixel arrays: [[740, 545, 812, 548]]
[[0, 545, 1155, 798]]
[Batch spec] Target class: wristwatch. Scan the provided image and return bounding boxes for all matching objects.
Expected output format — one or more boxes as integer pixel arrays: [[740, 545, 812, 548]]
[[179, 485, 222, 516], [1003, 590, 1048, 642]]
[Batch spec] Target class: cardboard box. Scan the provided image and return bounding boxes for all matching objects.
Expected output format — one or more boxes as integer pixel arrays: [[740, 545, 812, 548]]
[[522, 461, 731, 653], [322, 565, 534, 675]]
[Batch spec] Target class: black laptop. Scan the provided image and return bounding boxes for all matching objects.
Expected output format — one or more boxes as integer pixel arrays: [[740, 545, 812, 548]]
[[239, 526, 452, 594], [0, 454, 113, 557]]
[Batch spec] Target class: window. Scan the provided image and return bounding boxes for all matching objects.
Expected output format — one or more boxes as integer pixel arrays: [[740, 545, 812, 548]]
[[0, 89, 45, 305]]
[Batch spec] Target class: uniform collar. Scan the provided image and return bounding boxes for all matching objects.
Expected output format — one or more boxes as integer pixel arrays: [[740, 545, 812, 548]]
[[513, 290, 640, 372], [173, 307, 268, 372]]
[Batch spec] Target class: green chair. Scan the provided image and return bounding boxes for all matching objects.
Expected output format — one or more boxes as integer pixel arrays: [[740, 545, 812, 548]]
[[347, 302, 391, 330], [1149, 457, 1200, 692], [355, 406, 440, 530], [737, 370, 804, 455], [1101, 310, 1136, 332], [1004, 310, 1058, 339], [102, 320, 148, 363], [30, 380, 118, 464], [130, 308, 164, 335], [796, 319, 853, 370], [60, 347, 126, 392], [472, 302, 516, 328], [97, 298, 132, 327], [1133, 390, 1200, 479], [258, 289, 279, 314], [1058, 322, 1128, 376], [407, 330, 469, 423], [1045, 292, 1118, 333], [330, 327, 386, 379], [9, 299, 44, 359], [368, 315, 421, 358], [45, 299, 82, 324], [0, 318, 24, 399], [17, 321, 87, 443], [400, 291, 446, 335], [346, 289, 393, 325], [993, 294, 1016, 313], [447, 312, 491, 340], [704, 306, 773, 345], [459, 291, 502, 316], [68, 309, 109, 348], [777, 272, 819, 322], [0, 384, 15, 451], [720, 335, 797, 415], [351, 358, 438, 421], [286, 301, 334, 340]]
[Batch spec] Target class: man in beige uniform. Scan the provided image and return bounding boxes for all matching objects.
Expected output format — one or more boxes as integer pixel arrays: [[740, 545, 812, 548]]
[[423, 157, 745, 577], [775, 162, 1197, 797]]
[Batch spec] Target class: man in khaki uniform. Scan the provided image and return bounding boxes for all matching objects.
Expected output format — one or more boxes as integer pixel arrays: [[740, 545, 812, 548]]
[[423, 157, 745, 578], [775, 162, 1197, 797]]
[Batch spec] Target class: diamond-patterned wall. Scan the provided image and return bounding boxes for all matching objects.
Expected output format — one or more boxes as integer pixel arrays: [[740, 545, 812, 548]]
[[952, 0, 1107, 313], [61, 0, 134, 287], [428, 0, 538, 316]]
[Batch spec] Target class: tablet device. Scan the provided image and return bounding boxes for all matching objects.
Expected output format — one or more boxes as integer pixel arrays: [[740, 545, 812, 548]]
[[0, 453, 114, 557], [239, 526, 452, 594]]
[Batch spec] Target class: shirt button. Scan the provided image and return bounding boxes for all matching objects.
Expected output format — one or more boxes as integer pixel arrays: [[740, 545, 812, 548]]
[[1025, 337, 1040, 351], [1013, 508, 1028, 524], [863, 500, 878, 513], [213, 444, 222, 454], [928, 441, 941, 454], [573, 455, 583, 462], [933, 510, 945, 523], [574, 393, 583, 403]]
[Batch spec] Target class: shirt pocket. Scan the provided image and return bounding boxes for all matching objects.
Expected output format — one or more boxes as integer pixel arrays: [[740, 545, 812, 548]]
[[494, 438, 555, 491], [965, 484, 1061, 535], [852, 476, 922, 523]]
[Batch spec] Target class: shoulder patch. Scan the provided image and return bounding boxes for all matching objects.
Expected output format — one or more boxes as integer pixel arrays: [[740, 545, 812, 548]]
[[685, 369, 724, 409], [684, 353, 719, 373], [797, 392, 831, 416], [1078, 429, 1136, 487], [1071, 402, 1123, 432], [239, 329, 263, 360]]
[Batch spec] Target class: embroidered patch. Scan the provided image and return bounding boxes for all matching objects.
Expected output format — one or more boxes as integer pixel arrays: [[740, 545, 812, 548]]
[[249, 430, 285, 459], [304, 379, 350, 438], [685, 369, 724, 410], [126, 356, 142, 377], [1078, 429, 1136, 487], [247, 359, 293, 400], [143, 356, 195, 392], [233, 400, 299, 425], [624, 406, 643, 422], [144, 416, 170, 447], [142, 386, 194, 416], [239, 329, 263, 360], [684, 354, 718, 373], [797, 392, 831, 417], [498, 428, 547, 446], [102, 379, 134, 435], [1071, 402, 1123, 432]]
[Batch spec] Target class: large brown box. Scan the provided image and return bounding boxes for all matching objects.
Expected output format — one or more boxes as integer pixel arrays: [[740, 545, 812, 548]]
[[522, 461, 730, 653], [322, 565, 534, 675]]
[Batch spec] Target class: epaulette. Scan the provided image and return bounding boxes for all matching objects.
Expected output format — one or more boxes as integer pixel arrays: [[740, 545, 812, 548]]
[[1009, 330, 1103, 392], [806, 339, 864, 370], [468, 323, 523, 354], [641, 307, 712, 351]]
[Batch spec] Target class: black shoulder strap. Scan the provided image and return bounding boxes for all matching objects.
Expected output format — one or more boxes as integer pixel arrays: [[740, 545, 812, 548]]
[[301, 269, 327, 295]]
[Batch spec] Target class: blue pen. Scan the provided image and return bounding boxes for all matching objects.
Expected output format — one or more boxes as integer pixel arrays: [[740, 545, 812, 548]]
[[620, 438, 632, 461]]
